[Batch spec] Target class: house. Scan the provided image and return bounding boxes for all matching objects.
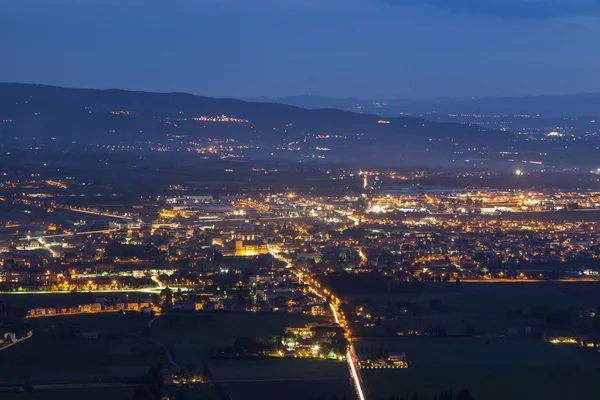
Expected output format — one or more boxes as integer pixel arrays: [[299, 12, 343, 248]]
[[311, 305, 325, 316], [2, 332, 17, 344], [90, 303, 102, 312], [79, 304, 91, 312]]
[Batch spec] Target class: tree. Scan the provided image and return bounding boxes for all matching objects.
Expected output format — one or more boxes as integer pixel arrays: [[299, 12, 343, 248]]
[[146, 364, 163, 386], [202, 365, 213, 382], [456, 389, 474, 400], [184, 363, 196, 378], [132, 387, 154, 400]]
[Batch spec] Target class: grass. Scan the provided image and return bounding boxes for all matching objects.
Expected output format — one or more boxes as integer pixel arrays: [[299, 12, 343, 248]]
[[352, 281, 600, 336], [2, 387, 137, 400], [348, 281, 592, 310], [151, 312, 349, 381], [0, 314, 164, 385], [29, 313, 150, 335], [359, 337, 600, 400]]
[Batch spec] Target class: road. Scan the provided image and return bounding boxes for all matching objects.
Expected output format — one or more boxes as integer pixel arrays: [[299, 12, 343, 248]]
[[151, 275, 165, 289], [56, 207, 134, 220], [269, 248, 367, 400], [26, 310, 120, 319], [24, 229, 121, 240], [0, 287, 165, 295]]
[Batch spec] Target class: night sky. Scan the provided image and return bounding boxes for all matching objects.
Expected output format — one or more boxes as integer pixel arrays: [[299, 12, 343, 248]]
[[2, 0, 599, 98]]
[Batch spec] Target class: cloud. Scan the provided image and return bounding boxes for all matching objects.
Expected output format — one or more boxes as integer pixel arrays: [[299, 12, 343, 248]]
[[382, 0, 600, 18]]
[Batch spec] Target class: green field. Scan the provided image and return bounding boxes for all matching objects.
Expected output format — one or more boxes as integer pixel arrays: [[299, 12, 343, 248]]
[[0, 314, 164, 385], [151, 312, 349, 381], [358, 337, 600, 400]]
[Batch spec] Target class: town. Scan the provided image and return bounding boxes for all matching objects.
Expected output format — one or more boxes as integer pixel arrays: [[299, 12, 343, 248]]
[[3, 174, 600, 400]]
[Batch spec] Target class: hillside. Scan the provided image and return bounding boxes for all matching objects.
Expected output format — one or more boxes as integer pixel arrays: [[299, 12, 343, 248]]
[[0, 83, 507, 150]]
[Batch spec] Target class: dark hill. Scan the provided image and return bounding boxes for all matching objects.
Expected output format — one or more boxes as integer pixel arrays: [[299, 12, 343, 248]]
[[0, 83, 510, 149]]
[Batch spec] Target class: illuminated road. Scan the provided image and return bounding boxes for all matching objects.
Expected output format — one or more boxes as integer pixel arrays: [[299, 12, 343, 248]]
[[57, 207, 134, 220], [151, 275, 165, 289], [35, 229, 120, 240], [0, 287, 165, 295], [26, 310, 120, 319], [268, 248, 367, 400], [36, 238, 57, 257]]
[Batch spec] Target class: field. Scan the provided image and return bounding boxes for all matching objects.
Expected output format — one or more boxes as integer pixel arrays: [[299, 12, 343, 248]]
[[358, 336, 600, 400], [2, 387, 137, 400], [0, 314, 164, 385], [151, 312, 353, 400], [351, 281, 600, 336], [1, 385, 224, 400], [349, 281, 595, 310]]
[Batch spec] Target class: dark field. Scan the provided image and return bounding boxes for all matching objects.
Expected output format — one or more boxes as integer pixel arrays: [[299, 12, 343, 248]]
[[151, 312, 352, 399], [349, 281, 600, 399], [351, 281, 599, 336], [358, 336, 600, 400], [2, 387, 137, 400], [0, 314, 163, 385], [1, 386, 223, 400], [224, 379, 355, 400]]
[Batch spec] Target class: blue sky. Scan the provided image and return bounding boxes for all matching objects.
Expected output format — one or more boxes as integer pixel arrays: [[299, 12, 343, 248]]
[[1, 0, 599, 98]]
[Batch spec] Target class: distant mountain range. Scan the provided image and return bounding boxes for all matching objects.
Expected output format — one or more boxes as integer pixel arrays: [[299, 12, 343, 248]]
[[4, 83, 600, 169], [244, 93, 600, 118], [0, 83, 503, 150]]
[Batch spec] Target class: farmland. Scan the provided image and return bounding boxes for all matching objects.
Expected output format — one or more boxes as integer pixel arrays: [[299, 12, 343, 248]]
[[347, 281, 600, 399], [358, 336, 600, 400], [350, 281, 599, 337], [0, 313, 163, 385], [150, 312, 353, 399]]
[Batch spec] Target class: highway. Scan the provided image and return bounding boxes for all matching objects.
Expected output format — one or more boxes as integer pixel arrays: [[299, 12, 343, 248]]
[[269, 248, 367, 400], [151, 275, 165, 289], [57, 207, 134, 220]]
